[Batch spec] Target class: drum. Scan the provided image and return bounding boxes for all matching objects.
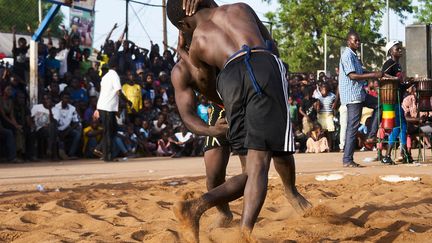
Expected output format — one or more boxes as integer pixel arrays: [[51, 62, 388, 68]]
[[379, 78, 400, 129], [379, 78, 399, 104], [415, 78, 432, 111]]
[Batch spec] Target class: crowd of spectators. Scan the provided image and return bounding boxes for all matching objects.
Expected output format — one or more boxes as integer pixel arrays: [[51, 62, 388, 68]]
[[1, 23, 431, 163], [0, 24, 205, 162]]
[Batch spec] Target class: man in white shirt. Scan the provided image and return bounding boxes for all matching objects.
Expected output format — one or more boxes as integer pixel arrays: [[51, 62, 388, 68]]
[[31, 94, 58, 160], [170, 125, 194, 158], [93, 57, 132, 161], [53, 92, 82, 158]]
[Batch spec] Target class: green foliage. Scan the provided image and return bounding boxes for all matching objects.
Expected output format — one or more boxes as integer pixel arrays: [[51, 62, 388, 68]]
[[0, 0, 64, 37], [265, 0, 413, 73], [415, 0, 432, 24]]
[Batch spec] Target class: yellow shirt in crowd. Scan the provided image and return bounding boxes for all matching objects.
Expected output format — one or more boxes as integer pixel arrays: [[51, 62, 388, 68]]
[[122, 83, 142, 113], [83, 125, 103, 152]]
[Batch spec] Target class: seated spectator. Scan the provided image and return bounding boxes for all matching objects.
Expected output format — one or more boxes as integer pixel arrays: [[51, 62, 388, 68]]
[[151, 113, 168, 140], [170, 126, 194, 158], [68, 77, 89, 105], [83, 120, 103, 158], [141, 98, 159, 122], [197, 96, 209, 123], [83, 96, 98, 127], [306, 123, 329, 153], [156, 131, 174, 156], [53, 92, 82, 159], [31, 94, 58, 160], [0, 111, 17, 162], [137, 120, 157, 156]]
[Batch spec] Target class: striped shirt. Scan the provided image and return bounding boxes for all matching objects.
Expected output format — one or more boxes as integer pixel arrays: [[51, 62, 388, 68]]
[[313, 92, 336, 113], [338, 47, 366, 105]]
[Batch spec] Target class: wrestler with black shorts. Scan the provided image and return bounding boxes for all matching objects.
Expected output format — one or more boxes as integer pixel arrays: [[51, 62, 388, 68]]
[[168, 0, 311, 241]]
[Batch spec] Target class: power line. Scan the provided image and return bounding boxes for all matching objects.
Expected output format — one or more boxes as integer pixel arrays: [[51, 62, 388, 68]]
[[129, 2, 152, 40]]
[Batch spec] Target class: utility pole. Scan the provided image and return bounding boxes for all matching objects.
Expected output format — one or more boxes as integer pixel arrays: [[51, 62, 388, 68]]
[[386, 0, 390, 41], [162, 0, 168, 50], [324, 33, 327, 74], [38, 0, 42, 24], [126, 0, 129, 40]]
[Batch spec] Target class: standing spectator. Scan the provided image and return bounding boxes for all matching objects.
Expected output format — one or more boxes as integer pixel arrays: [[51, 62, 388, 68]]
[[11, 26, 29, 81], [288, 96, 298, 126], [53, 92, 82, 159], [314, 83, 336, 151], [67, 36, 82, 74], [45, 48, 61, 76], [122, 70, 142, 122], [299, 87, 318, 135], [93, 57, 131, 162], [55, 38, 69, 78], [117, 40, 134, 75], [338, 31, 383, 167], [80, 48, 92, 75]]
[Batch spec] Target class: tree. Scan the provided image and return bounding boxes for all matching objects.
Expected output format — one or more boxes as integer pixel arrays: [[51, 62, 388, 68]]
[[0, 0, 64, 37], [265, 0, 413, 73], [415, 0, 432, 23]]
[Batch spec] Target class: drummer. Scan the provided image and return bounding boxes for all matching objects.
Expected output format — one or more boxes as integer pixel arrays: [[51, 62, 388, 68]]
[[380, 41, 414, 164]]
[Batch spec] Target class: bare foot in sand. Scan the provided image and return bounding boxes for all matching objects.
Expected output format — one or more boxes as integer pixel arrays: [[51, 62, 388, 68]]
[[285, 191, 312, 214], [173, 199, 203, 243], [213, 211, 233, 228]]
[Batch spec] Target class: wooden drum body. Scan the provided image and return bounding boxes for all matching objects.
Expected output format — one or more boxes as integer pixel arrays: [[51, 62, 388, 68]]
[[416, 78, 432, 111], [379, 78, 399, 130], [379, 79, 399, 104]]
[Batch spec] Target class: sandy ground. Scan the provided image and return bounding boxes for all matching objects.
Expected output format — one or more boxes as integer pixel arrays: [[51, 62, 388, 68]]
[[0, 151, 431, 242]]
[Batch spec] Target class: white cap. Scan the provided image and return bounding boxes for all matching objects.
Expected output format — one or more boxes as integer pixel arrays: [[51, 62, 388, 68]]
[[385, 40, 399, 55]]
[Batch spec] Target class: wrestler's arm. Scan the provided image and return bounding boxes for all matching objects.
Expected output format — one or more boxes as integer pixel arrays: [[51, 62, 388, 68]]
[[171, 63, 226, 137]]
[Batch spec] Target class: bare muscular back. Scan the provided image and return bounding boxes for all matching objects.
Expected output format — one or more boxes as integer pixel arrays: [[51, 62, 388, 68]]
[[189, 3, 267, 70]]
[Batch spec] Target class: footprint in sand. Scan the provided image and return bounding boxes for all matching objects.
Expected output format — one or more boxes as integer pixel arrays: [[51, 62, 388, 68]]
[[0, 231, 24, 242], [20, 213, 40, 224], [56, 199, 87, 213], [156, 200, 173, 210], [131, 230, 148, 241]]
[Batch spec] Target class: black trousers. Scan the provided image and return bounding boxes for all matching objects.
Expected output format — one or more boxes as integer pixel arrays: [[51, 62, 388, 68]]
[[99, 110, 117, 161]]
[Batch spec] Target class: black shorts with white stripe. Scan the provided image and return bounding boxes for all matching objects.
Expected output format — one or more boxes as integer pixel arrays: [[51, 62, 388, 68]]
[[203, 104, 230, 152], [216, 51, 295, 154]]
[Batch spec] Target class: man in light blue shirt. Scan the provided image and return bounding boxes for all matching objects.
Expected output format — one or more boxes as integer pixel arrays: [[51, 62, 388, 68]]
[[338, 31, 384, 167]]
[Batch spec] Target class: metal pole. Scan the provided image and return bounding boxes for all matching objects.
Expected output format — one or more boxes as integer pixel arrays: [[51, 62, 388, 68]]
[[360, 43, 364, 63], [162, 0, 168, 51], [324, 33, 327, 74], [38, 0, 42, 24], [386, 0, 390, 41], [126, 0, 129, 41], [29, 41, 38, 106]]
